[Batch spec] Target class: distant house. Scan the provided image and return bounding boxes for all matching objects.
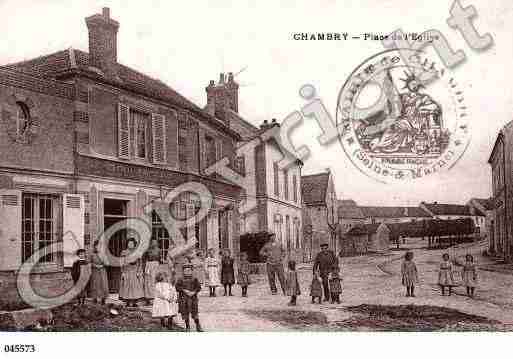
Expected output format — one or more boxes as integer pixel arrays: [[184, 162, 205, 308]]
[[341, 223, 390, 256], [301, 169, 338, 258], [359, 206, 432, 224], [337, 199, 366, 232], [467, 197, 494, 242], [420, 202, 484, 235]]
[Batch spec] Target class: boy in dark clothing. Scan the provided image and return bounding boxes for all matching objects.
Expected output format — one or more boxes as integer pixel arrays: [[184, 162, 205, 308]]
[[328, 268, 342, 304], [71, 249, 89, 306], [175, 264, 203, 332]]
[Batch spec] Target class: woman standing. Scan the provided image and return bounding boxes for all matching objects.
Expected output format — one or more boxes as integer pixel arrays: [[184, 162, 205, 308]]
[[438, 253, 455, 296], [462, 254, 478, 298], [192, 249, 206, 285], [221, 249, 235, 296], [119, 238, 144, 307], [88, 241, 109, 304], [144, 239, 161, 306], [205, 248, 220, 297], [401, 251, 419, 297]]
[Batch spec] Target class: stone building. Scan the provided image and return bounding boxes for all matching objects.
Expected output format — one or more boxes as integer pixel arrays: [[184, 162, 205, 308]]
[[420, 202, 485, 234], [0, 8, 242, 292], [222, 90, 304, 262], [467, 198, 494, 240], [488, 121, 513, 260], [301, 169, 338, 259]]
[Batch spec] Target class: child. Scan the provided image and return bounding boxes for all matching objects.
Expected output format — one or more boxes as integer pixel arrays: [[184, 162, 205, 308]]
[[205, 248, 220, 297], [329, 267, 342, 304], [192, 249, 206, 286], [221, 249, 235, 296], [237, 252, 251, 297], [175, 264, 203, 332], [152, 272, 178, 329], [438, 253, 455, 296], [310, 269, 323, 304], [462, 254, 478, 298], [71, 249, 90, 306], [285, 260, 301, 306], [401, 251, 419, 297]]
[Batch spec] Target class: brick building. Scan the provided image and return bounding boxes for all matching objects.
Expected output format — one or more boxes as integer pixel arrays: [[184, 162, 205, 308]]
[[301, 169, 338, 259], [0, 8, 242, 291], [488, 121, 513, 260]]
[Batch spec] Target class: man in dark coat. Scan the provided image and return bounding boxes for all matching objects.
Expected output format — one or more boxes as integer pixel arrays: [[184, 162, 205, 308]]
[[175, 264, 202, 331], [313, 243, 339, 302], [259, 233, 287, 295]]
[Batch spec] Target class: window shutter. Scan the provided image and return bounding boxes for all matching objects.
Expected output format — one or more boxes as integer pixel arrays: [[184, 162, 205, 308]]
[[118, 103, 130, 159], [152, 113, 167, 164], [0, 190, 22, 270], [63, 194, 84, 267]]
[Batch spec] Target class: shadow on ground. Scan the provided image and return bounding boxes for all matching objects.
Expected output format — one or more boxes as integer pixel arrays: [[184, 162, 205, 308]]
[[245, 304, 500, 332]]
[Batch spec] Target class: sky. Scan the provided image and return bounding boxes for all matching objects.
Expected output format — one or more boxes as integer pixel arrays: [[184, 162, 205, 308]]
[[0, 0, 511, 206]]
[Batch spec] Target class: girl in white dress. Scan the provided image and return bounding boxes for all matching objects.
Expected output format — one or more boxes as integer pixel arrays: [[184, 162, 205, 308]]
[[205, 248, 221, 297], [152, 272, 178, 329]]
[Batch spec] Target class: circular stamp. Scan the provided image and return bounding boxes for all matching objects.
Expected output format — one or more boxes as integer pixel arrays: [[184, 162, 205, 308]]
[[336, 49, 470, 183]]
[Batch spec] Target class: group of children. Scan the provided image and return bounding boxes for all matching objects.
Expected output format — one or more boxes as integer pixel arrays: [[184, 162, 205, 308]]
[[401, 251, 479, 298], [284, 260, 343, 306]]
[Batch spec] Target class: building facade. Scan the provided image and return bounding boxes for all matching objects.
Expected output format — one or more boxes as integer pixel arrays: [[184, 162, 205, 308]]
[[360, 206, 432, 224], [467, 198, 494, 240], [0, 8, 242, 291], [301, 170, 338, 259], [218, 83, 304, 261], [488, 121, 513, 260]]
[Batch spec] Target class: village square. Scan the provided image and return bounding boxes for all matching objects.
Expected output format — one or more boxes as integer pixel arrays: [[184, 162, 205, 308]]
[[0, 5, 511, 332]]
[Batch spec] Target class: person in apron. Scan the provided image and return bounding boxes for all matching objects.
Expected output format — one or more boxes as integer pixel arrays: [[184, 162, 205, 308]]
[[144, 239, 161, 306]]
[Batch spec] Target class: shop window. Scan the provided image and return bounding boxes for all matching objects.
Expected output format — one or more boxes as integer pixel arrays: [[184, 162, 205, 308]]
[[22, 193, 60, 264]]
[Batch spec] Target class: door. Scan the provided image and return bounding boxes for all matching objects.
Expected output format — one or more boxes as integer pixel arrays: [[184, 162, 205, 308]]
[[104, 198, 128, 293]]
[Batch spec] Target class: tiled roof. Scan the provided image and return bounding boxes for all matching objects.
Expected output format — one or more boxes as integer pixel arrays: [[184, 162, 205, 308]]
[[337, 199, 365, 219], [421, 202, 472, 216], [301, 172, 330, 206], [359, 206, 432, 218], [1, 49, 240, 139]]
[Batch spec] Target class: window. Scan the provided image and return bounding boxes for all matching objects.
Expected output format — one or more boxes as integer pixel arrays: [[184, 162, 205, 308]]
[[293, 175, 297, 203], [273, 162, 279, 197], [205, 136, 216, 167], [132, 110, 148, 159], [295, 219, 300, 248], [22, 193, 60, 264], [151, 210, 171, 263], [16, 102, 30, 137], [286, 215, 291, 250], [284, 169, 289, 201], [274, 214, 283, 245], [178, 121, 188, 171]]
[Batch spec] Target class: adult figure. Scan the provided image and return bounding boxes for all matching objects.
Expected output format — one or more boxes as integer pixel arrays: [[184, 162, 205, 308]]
[[313, 243, 339, 302], [88, 240, 109, 304], [259, 233, 287, 295], [119, 238, 144, 307], [143, 238, 161, 305]]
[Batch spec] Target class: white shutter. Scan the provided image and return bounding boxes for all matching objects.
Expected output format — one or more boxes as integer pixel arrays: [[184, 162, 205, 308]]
[[152, 113, 167, 164], [118, 103, 130, 159], [63, 194, 84, 267], [0, 190, 22, 271]]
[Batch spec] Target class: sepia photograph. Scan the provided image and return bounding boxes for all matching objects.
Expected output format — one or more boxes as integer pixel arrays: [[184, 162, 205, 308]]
[[0, 0, 511, 357]]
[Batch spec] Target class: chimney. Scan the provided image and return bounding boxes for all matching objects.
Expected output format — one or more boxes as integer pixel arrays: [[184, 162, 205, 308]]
[[85, 7, 119, 74], [205, 72, 239, 122]]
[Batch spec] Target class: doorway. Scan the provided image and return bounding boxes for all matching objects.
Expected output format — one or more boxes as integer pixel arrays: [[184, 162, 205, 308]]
[[104, 198, 128, 293]]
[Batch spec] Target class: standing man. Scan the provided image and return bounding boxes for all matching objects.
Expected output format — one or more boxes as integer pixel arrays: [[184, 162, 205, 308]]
[[259, 233, 287, 295], [313, 243, 339, 302]]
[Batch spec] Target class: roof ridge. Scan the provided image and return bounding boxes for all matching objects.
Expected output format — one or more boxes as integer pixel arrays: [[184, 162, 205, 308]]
[[0, 49, 70, 68]]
